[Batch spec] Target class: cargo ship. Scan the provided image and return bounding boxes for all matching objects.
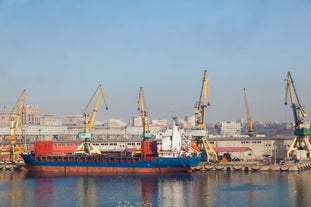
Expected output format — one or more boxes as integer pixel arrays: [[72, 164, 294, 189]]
[[21, 86, 202, 173], [20, 140, 201, 173]]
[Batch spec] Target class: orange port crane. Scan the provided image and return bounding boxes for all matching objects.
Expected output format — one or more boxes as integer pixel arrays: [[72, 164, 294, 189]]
[[192, 70, 218, 162], [75, 84, 108, 155], [137, 86, 152, 140], [285, 72, 311, 159], [243, 88, 255, 137], [5, 89, 26, 162]]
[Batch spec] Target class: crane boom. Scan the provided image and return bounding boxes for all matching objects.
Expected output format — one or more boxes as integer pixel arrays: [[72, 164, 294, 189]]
[[285, 72, 308, 134], [137, 87, 152, 140], [243, 88, 255, 137], [192, 70, 218, 162], [195, 70, 210, 130], [5, 89, 26, 162], [9, 89, 26, 137], [285, 71, 311, 159], [83, 84, 108, 134]]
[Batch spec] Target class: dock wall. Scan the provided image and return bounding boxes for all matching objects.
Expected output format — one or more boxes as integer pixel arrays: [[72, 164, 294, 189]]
[[194, 161, 311, 172]]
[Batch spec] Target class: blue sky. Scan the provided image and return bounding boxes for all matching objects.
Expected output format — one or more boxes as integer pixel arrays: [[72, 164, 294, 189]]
[[0, 1, 311, 123]]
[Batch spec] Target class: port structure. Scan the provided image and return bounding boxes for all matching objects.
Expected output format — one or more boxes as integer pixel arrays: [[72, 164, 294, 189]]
[[130, 86, 151, 157], [192, 70, 218, 162], [243, 88, 255, 137], [75, 84, 108, 155], [137, 87, 152, 140], [5, 89, 26, 162], [285, 72, 311, 159], [136, 87, 158, 159]]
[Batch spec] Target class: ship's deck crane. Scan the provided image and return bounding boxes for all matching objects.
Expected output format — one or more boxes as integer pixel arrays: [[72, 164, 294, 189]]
[[243, 88, 255, 137], [285, 72, 311, 159], [5, 89, 26, 162], [192, 70, 218, 162], [75, 84, 108, 155]]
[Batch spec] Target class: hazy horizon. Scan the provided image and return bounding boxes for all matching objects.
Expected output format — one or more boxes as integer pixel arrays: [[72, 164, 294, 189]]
[[1, 1, 311, 124]]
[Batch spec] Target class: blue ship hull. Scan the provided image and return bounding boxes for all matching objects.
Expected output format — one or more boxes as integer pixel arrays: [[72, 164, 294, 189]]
[[21, 154, 201, 173]]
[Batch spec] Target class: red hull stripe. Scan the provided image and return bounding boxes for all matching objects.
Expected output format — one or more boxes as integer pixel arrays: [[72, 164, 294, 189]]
[[23, 166, 192, 173]]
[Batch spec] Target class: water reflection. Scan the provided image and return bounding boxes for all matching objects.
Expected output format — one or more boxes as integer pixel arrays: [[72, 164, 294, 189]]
[[220, 183, 273, 191], [34, 176, 54, 207], [24, 172, 193, 206], [187, 171, 310, 207], [289, 171, 311, 207], [0, 172, 26, 207], [0, 171, 310, 206]]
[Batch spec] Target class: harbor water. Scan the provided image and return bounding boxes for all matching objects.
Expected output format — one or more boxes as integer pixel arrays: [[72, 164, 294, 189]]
[[0, 170, 310, 207]]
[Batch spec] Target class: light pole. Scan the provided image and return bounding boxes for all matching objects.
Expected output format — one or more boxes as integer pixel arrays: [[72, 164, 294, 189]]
[[274, 143, 277, 165], [124, 126, 127, 140], [22, 128, 26, 153], [38, 129, 41, 141]]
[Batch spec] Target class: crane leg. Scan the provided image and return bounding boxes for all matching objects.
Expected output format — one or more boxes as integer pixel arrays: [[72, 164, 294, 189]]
[[9, 142, 16, 163], [195, 137, 218, 162], [287, 136, 311, 159]]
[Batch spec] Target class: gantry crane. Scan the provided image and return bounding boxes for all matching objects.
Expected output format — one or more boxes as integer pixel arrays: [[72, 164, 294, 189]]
[[285, 72, 311, 159], [5, 89, 26, 162], [192, 70, 218, 162], [243, 88, 255, 137], [75, 84, 108, 155], [137, 86, 152, 140]]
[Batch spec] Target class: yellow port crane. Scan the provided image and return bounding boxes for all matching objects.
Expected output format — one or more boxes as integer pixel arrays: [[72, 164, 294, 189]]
[[285, 72, 311, 159], [243, 88, 255, 137], [5, 89, 26, 162], [137, 86, 152, 140], [131, 87, 152, 157], [192, 70, 218, 162], [75, 84, 108, 155]]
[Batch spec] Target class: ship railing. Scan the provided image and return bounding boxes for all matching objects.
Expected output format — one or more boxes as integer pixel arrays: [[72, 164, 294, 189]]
[[35, 154, 141, 164]]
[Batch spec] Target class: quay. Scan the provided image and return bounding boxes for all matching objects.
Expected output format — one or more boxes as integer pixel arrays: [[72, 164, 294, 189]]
[[0, 162, 24, 172], [193, 160, 311, 172]]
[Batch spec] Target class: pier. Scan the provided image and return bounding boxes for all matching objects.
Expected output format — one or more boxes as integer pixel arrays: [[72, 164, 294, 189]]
[[194, 160, 311, 172], [0, 162, 24, 172]]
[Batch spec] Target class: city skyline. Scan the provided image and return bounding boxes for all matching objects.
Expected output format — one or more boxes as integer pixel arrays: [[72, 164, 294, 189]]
[[1, 1, 311, 123]]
